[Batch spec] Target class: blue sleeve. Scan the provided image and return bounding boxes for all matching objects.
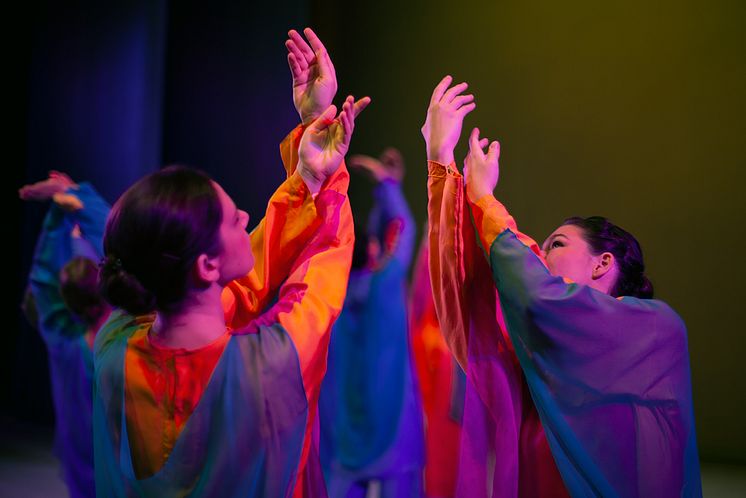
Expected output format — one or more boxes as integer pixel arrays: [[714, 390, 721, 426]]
[[28, 183, 110, 344], [488, 229, 701, 498], [68, 182, 110, 256]]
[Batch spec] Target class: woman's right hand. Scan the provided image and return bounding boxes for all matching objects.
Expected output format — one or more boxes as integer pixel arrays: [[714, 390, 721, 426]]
[[464, 127, 500, 202], [421, 75, 476, 166]]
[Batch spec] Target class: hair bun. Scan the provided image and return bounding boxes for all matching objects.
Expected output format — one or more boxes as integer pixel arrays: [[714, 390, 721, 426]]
[[98, 254, 157, 315]]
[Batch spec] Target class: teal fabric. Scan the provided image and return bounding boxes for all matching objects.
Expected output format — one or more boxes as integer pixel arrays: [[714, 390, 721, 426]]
[[488, 229, 702, 498], [93, 312, 309, 497]]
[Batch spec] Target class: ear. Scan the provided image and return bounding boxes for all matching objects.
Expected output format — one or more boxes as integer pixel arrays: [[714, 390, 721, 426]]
[[591, 252, 615, 280], [194, 253, 220, 285]]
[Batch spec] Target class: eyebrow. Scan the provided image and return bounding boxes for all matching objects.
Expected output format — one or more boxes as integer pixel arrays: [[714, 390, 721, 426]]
[[543, 233, 568, 249]]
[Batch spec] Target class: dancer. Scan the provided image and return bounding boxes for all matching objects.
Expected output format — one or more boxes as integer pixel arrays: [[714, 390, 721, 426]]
[[94, 28, 369, 497], [21, 171, 112, 498], [319, 147, 424, 498], [424, 75, 701, 497]]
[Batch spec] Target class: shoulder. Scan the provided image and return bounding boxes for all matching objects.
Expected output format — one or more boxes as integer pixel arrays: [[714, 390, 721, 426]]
[[94, 310, 153, 359], [617, 296, 687, 339]]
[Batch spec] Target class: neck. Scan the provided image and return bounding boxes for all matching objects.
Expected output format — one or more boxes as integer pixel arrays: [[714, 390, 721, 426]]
[[150, 285, 227, 350]]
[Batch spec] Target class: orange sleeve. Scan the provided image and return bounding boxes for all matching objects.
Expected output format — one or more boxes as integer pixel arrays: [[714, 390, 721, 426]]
[[244, 162, 353, 401], [427, 161, 479, 369], [468, 193, 546, 264], [428, 161, 526, 372], [221, 125, 322, 329]]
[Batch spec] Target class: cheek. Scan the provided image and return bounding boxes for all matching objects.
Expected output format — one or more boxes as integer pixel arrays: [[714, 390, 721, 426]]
[[545, 253, 563, 276]]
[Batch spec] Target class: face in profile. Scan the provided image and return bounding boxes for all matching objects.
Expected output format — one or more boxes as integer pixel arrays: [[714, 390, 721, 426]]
[[212, 182, 253, 283], [541, 224, 599, 287]]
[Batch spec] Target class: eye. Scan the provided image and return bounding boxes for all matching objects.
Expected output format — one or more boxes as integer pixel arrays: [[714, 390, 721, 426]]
[[551, 240, 564, 249]]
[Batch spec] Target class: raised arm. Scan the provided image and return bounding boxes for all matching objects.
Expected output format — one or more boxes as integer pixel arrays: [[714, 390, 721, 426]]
[[222, 28, 346, 327], [23, 177, 110, 343], [349, 148, 414, 268], [462, 126, 679, 384], [422, 75, 477, 367], [239, 96, 369, 397]]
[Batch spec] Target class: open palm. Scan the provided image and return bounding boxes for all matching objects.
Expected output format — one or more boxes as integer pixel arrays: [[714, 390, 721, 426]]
[[298, 96, 371, 194]]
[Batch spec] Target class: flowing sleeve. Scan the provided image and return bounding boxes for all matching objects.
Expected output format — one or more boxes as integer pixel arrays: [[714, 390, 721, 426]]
[[29, 183, 110, 344], [236, 162, 354, 404], [428, 162, 534, 496], [221, 125, 322, 329], [427, 161, 510, 369]]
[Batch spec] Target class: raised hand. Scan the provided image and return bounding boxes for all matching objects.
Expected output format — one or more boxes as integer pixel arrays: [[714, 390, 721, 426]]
[[53, 192, 84, 212], [19, 171, 78, 201], [286, 28, 338, 125], [421, 75, 476, 165], [348, 147, 405, 183], [463, 127, 500, 202], [298, 96, 371, 194]]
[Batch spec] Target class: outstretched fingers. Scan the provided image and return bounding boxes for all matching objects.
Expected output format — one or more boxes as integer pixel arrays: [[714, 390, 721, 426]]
[[287, 52, 306, 82], [287, 30, 314, 64], [307, 104, 338, 134], [340, 96, 355, 145], [351, 96, 371, 118], [430, 75, 453, 105], [442, 81, 469, 103]]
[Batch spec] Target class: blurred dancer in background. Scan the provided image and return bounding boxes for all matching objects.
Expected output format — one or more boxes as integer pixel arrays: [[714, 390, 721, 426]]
[[319, 148, 424, 498]]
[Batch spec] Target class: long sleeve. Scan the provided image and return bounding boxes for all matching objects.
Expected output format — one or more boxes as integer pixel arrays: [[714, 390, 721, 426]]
[[427, 161, 471, 367], [427, 162, 568, 497], [246, 165, 353, 402], [29, 183, 110, 345], [427, 161, 508, 369]]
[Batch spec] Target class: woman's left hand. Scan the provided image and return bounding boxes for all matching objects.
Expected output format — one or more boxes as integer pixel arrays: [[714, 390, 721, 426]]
[[464, 127, 500, 202]]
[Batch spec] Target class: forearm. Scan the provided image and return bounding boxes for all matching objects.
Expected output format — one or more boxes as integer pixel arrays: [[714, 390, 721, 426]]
[[223, 125, 351, 327], [374, 180, 415, 268]]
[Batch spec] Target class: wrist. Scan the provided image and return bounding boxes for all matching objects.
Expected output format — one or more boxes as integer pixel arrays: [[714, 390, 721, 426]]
[[466, 185, 492, 203], [298, 162, 323, 195], [300, 112, 317, 126]]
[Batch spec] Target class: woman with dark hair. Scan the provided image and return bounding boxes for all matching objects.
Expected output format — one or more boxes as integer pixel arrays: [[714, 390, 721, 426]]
[[423, 76, 701, 497], [93, 28, 369, 497], [20, 171, 112, 498]]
